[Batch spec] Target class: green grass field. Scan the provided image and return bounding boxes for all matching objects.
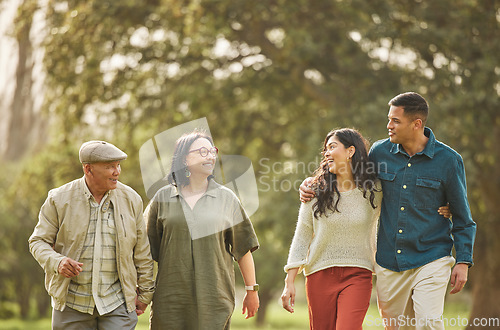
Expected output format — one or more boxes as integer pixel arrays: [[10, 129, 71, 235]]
[[0, 300, 470, 330]]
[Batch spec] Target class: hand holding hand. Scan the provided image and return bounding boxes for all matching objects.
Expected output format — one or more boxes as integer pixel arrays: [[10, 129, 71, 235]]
[[135, 296, 148, 316]]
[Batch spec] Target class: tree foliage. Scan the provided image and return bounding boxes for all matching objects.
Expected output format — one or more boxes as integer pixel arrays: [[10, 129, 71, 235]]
[[2, 0, 498, 325]]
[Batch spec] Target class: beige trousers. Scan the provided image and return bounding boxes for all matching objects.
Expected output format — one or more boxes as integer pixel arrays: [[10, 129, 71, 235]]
[[375, 256, 455, 330]]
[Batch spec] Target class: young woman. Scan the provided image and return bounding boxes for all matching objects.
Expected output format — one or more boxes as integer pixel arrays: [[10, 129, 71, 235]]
[[281, 128, 450, 330], [145, 131, 259, 329]]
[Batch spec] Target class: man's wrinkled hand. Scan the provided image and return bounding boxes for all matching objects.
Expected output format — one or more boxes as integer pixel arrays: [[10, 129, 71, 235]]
[[58, 257, 83, 278]]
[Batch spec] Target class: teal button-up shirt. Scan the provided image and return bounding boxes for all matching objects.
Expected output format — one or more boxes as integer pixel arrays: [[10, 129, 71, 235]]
[[369, 127, 476, 272]]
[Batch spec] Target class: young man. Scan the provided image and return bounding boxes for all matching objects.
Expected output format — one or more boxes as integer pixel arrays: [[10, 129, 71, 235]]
[[300, 92, 476, 329], [29, 141, 154, 330]]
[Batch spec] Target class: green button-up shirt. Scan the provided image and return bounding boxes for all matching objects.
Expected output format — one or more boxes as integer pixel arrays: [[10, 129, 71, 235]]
[[370, 127, 476, 272], [145, 179, 259, 329]]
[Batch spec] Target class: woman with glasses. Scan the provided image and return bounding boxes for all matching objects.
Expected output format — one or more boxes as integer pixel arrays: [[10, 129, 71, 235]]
[[145, 130, 259, 330]]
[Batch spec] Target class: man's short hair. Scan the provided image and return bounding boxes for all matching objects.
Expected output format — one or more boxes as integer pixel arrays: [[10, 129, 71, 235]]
[[389, 92, 429, 124]]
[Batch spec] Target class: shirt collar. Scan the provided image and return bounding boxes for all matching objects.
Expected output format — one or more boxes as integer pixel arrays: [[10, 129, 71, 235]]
[[390, 127, 436, 159], [170, 178, 218, 199], [420, 127, 436, 158]]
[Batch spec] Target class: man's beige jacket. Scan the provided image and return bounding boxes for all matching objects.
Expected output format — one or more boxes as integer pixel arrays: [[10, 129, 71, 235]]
[[29, 177, 155, 312]]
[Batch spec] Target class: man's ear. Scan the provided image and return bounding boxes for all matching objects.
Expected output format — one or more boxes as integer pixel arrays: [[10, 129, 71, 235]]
[[83, 164, 92, 175], [413, 118, 424, 130]]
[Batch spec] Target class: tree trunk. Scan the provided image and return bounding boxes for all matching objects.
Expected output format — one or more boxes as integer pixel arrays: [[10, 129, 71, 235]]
[[0, 0, 46, 161], [467, 221, 500, 329], [256, 288, 273, 326], [36, 289, 51, 318], [467, 154, 500, 329], [17, 278, 32, 319]]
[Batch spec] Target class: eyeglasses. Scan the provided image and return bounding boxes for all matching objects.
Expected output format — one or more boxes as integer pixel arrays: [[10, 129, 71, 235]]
[[188, 146, 218, 157]]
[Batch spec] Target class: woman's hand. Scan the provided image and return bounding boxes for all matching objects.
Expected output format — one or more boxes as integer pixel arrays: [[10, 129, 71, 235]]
[[242, 291, 259, 319], [281, 269, 299, 313], [237, 251, 259, 319], [280, 281, 296, 313], [438, 203, 452, 218]]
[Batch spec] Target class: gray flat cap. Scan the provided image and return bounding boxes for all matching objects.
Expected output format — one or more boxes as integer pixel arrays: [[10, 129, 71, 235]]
[[79, 140, 127, 163]]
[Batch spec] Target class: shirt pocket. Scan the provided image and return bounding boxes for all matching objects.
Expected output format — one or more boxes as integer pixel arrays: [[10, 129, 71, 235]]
[[415, 177, 441, 209], [106, 213, 115, 229]]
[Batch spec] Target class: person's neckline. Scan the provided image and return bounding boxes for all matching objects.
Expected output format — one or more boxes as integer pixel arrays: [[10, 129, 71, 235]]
[[337, 187, 358, 194]]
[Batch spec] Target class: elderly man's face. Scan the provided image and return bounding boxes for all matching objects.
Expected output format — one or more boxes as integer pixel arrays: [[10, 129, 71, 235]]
[[86, 161, 121, 192]]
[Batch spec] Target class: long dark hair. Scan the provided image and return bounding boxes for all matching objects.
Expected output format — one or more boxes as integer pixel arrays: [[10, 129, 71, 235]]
[[311, 128, 378, 219], [167, 130, 214, 187]]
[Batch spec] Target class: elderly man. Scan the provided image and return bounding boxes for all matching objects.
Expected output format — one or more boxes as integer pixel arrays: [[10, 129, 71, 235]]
[[29, 141, 154, 330]]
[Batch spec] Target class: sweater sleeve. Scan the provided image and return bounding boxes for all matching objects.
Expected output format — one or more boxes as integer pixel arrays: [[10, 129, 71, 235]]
[[284, 201, 314, 273]]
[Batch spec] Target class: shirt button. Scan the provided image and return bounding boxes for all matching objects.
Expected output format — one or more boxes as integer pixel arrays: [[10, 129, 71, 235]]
[[399, 229, 403, 233], [403, 185, 407, 189], [407, 163, 412, 167], [400, 206, 405, 211], [397, 250, 402, 254]]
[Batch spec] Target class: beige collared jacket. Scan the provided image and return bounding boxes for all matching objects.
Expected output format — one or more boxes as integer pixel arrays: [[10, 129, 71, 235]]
[[28, 177, 155, 312]]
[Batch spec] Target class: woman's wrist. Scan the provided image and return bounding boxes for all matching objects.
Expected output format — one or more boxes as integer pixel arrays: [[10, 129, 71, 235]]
[[285, 275, 295, 285]]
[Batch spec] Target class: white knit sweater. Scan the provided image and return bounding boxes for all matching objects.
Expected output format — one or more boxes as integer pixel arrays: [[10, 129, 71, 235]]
[[285, 186, 382, 276]]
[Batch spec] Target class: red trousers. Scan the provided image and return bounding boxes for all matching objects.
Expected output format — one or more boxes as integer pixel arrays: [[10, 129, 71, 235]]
[[305, 267, 372, 330]]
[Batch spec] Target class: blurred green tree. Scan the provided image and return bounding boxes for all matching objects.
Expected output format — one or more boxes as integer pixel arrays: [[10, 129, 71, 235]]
[[2, 0, 498, 326]]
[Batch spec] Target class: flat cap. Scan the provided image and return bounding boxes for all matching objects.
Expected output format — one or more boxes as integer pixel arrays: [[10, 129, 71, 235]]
[[79, 140, 127, 163]]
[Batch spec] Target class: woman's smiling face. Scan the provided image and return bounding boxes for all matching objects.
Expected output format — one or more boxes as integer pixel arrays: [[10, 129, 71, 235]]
[[324, 135, 353, 176], [185, 137, 217, 178]]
